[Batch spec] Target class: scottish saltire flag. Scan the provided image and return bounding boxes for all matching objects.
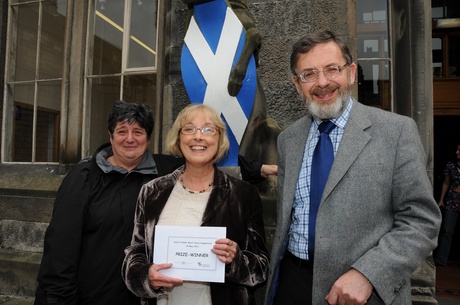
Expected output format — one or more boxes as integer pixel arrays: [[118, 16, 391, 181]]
[[181, 0, 257, 166]]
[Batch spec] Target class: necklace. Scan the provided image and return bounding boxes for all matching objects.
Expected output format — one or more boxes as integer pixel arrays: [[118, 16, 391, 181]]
[[179, 172, 213, 194]]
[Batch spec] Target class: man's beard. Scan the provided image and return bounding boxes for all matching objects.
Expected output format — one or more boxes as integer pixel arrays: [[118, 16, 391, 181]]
[[302, 84, 351, 120]]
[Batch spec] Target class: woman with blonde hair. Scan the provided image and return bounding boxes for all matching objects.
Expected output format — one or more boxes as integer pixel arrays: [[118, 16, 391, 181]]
[[122, 103, 269, 305]]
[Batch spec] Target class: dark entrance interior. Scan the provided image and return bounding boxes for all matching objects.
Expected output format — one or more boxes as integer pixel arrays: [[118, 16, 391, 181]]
[[434, 115, 460, 262]]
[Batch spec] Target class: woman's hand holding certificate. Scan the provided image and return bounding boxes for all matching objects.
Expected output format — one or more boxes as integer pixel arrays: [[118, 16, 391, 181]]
[[212, 238, 238, 264], [148, 263, 183, 290]]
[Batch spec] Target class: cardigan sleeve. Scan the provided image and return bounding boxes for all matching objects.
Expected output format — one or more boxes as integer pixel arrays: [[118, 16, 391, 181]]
[[225, 183, 270, 287]]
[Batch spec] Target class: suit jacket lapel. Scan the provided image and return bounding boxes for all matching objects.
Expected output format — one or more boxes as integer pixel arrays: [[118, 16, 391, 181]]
[[283, 116, 311, 208], [323, 102, 371, 200]]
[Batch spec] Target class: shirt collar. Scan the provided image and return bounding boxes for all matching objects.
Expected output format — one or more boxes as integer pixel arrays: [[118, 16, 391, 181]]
[[95, 145, 158, 175]]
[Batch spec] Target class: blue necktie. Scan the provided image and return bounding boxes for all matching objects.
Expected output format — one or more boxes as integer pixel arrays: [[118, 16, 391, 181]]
[[308, 120, 336, 256]]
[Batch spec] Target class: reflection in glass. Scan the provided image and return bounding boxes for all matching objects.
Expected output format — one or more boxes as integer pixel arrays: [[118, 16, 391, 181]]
[[356, 0, 387, 24], [356, 0, 389, 59], [89, 76, 122, 153], [357, 60, 391, 110], [10, 82, 61, 162], [448, 35, 460, 77], [12, 83, 34, 162], [40, 1, 67, 79], [13, 3, 39, 82], [127, 1, 157, 69], [123, 74, 156, 102], [357, 36, 389, 59], [356, 0, 390, 111], [92, 0, 125, 75], [5, 1, 67, 163], [432, 37, 443, 77], [87, 1, 159, 155], [36, 82, 61, 162]]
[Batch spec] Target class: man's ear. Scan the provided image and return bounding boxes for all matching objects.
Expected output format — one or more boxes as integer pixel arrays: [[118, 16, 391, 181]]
[[348, 62, 357, 86], [292, 75, 301, 94]]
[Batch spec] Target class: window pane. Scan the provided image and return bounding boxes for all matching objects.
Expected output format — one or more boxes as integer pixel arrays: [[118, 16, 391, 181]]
[[127, 1, 157, 69], [13, 3, 39, 81], [448, 35, 460, 77], [123, 74, 156, 102], [357, 60, 391, 110], [92, 0, 125, 75], [36, 81, 61, 162], [357, 36, 388, 59], [432, 37, 443, 77], [39, 1, 67, 79], [12, 83, 35, 162], [89, 76, 121, 154], [356, 0, 389, 59], [86, 1, 159, 156], [432, 0, 460, 19], [10, 0, 33, 5]]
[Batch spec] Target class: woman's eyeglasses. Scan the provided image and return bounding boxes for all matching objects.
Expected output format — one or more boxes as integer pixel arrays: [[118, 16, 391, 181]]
[[180, 126, 218, 135]]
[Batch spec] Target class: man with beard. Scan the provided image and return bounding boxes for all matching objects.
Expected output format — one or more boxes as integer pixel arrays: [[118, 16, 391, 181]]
[[265, 31, 441, 305]]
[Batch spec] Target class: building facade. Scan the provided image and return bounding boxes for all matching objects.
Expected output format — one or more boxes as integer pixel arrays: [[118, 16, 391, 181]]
[[0, 0, 448, 303]]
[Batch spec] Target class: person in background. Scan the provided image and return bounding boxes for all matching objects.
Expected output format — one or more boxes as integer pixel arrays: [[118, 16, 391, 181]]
[[265, 30, 441, 305], [122, 103, 269, 305], [239, 155, 278, 184], [434, 143, 460, 266], [34, 101, 272, 305]]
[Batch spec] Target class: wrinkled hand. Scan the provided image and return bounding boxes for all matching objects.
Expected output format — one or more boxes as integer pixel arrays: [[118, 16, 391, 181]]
[[325, 269, 373, 305], [148, 263, 183, 290], [212, 238, 238, 264]]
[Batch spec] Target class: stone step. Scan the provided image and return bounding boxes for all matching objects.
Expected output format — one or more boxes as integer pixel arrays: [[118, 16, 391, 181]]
[[0, 189, 52, 301], [0, 249, 41, 299], [0, 295, 34, 305]]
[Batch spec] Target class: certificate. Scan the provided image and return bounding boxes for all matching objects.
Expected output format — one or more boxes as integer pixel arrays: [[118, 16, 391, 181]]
[[153, 225, 226, 283]]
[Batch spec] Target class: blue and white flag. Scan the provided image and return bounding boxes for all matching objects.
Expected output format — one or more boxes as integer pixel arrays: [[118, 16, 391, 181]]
[[181, 0, 257, 166]]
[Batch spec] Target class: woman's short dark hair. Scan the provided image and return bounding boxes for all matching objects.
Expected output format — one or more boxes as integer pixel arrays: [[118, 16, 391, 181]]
[[290, 30, 353, 75], [107, 101, 154, 140]]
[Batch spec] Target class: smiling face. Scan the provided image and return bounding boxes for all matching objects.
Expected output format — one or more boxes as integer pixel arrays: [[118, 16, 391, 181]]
[[109, 121, 149, 170], [292, 41, 357, 120], [179, 109, 220, 168]]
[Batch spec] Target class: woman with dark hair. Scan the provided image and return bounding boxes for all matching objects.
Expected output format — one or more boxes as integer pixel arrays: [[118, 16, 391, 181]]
[[34, 101, 184, 305], [435, 143, 460, 266]]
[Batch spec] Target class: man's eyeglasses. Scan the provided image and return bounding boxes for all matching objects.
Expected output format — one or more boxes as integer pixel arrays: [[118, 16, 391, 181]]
[[180, 125, 218, 135], [297, 64, 348, 83]]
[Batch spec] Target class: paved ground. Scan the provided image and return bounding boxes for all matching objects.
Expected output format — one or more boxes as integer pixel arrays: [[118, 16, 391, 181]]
[[437, 296, 460, 305], [1, 295, 459, 305], [0, 296, 33, 305]]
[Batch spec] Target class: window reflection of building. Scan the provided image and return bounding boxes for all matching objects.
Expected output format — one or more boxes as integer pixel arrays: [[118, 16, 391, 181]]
[[431, 0, 460, 116], [356, 0, 390, 111], [85, 0, 158, 155], [2, 1, 66, 163], [1, 0, 160, 163]]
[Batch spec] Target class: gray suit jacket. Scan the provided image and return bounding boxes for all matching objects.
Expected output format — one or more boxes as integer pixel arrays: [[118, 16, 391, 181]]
[[266, 101, 441, 305]]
